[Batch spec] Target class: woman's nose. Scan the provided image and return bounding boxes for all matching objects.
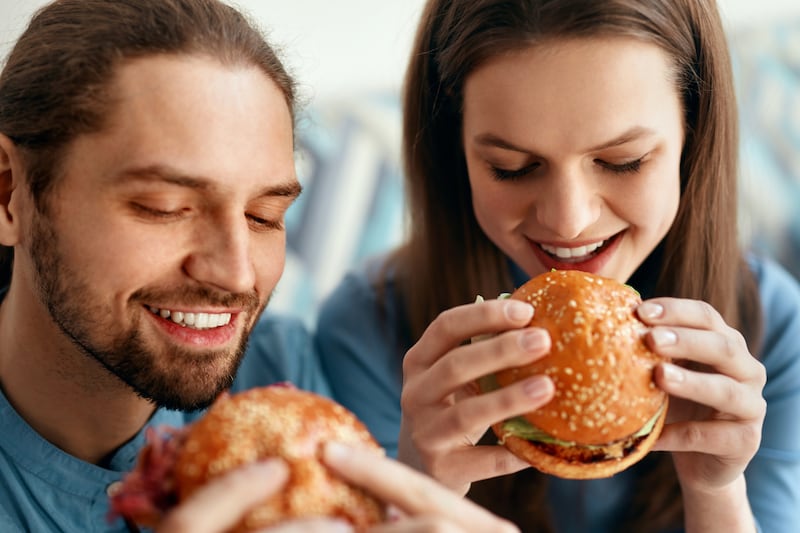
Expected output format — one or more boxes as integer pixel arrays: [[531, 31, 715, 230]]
[[534, 171, 601, 240]]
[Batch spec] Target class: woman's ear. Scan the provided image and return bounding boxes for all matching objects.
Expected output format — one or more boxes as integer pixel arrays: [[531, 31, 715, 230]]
[[0, 134, 23, 246]]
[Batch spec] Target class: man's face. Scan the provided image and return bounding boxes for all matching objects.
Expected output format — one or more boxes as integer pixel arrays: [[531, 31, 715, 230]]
[[26, 55, 298, 410]]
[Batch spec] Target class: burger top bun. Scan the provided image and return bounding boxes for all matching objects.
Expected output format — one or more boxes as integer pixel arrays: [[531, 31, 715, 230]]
[[495, 270, 667, 445], [174, 385, 386, 532]]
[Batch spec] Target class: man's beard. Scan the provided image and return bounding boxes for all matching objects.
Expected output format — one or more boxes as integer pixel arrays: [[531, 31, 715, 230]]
[[28, 212, 266, 411]]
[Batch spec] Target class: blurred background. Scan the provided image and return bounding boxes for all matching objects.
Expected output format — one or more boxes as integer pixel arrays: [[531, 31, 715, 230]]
[[1, 0, 799, 325]]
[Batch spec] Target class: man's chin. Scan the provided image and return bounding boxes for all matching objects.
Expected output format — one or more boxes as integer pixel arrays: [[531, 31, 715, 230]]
[[137, 376, 234, 412], [119, 349, 244, 411]]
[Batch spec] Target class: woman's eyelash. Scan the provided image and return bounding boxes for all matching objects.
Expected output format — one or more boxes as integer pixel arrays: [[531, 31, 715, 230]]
[[490, 163, 538, 181], [597, 157, 644, 174], [490, 157, 644, 181]]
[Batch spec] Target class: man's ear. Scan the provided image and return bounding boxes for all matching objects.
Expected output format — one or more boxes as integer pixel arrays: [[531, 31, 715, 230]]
[[0, 133, 24, 246]]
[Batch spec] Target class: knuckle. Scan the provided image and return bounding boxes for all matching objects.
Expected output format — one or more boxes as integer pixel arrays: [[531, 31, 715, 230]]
[[741, 420, 763, 453], [720, 334, 737, 361], [681, 423, 705, 449], [448, 405, 473, 435], [436, 355, 462, 385], [720, 380, 740, 409], [731, 328, 748, 351], [400, 389, 415, 412], [753, 360, 767, 388], [755, 393, 767, 419], [401, 347, 419, 379], [698, 300, 718, 328], [492, 388, 520, 413]]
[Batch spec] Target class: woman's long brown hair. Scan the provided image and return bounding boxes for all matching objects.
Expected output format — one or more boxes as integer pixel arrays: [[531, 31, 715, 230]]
[[390, 0, 763, 529]]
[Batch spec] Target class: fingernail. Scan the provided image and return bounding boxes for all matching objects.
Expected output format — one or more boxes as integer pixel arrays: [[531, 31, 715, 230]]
[[505, 300, 534, 322], [519, 329, 548, 351], [523, 376, 553, 401], [651, 328, 677, 347], [661, 362, 684, 383], [324, 441, 351, 462], [327, 520, 354, 533], [638, 302, 664, 320], [250, 459, 287, 477]]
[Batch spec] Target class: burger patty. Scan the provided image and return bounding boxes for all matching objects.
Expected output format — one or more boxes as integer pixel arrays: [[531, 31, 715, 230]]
[[533, 433, 647, 464]]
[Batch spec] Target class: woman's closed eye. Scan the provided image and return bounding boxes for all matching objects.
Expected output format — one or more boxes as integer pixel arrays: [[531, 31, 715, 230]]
[[490, 162, 540, 181], [595, 156, 644, 174]]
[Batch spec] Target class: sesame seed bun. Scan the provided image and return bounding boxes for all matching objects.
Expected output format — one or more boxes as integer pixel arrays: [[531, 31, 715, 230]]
[[110, 385, 386, 531], [488, 270, 668, 479], [175, 386, 386, 531]]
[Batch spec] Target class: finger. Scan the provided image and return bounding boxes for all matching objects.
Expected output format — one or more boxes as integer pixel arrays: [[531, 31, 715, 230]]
[[410, 328, 550, 406], [655, 362, 766, 421], [646, 325, 761, 383], [637, 298, 727, 330], [258, 518, 353, 533], [404, 299, 534, 373], [421, 445, 531, 490], [367, 516, 465, 533], [652, 419, 762, 459], [322, 443, 516, 533], [157, 460, 288, 533], [414, 377, 554, 449]]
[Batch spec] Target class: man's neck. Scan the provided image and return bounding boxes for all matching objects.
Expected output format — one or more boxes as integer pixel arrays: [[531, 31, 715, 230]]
[[0, 285, 156, 465]]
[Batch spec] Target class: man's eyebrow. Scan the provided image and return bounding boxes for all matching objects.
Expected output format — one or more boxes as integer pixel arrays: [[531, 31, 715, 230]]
[[473, 125, 657, 154], [257, 180, 303, 200], [114, 164, 302, 198]]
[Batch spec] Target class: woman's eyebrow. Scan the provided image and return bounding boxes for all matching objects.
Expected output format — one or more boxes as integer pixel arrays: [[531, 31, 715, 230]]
[[473, 133, 531, 154], [473, 126, 657, 155], [585, 126, 657, 152]]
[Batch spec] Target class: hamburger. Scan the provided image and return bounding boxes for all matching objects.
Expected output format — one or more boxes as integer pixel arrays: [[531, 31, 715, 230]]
[[109, 384, 386, 531], [478, 269, 668, 479]]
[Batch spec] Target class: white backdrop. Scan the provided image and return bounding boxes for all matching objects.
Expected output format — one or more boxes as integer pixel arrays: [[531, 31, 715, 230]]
[[1, 0, 799, 101]]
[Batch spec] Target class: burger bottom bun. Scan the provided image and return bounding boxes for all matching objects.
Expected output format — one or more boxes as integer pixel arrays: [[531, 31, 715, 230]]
[[492, 399, 668, 480]]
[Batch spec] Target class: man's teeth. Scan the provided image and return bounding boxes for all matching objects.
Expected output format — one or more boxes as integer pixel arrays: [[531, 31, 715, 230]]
[[540, 240, 605, 260], [148, 307, 232, 329]]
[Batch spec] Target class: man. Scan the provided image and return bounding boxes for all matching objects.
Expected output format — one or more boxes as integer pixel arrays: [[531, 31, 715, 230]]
[[0, 1, 516, 532]]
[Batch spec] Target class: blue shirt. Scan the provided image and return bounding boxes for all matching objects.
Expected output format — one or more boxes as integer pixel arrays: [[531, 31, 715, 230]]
[[316, 255, 800, 533], [0, 313, 329, 532]]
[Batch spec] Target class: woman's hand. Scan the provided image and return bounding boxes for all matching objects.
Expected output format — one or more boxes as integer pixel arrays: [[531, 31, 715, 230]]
[[639, 297, 766, 532], [397, 298, 555, 495]]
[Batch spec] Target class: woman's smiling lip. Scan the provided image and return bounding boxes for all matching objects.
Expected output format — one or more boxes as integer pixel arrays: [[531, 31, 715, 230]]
[[529, 231, 624, 273]]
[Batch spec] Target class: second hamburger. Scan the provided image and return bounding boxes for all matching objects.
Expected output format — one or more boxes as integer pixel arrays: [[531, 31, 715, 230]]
[[478, 269, 669, 479]]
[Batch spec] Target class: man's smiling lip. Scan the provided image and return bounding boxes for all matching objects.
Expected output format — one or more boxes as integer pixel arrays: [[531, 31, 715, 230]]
[[146, 305, 238, 329], [145, 305, 242, 347]]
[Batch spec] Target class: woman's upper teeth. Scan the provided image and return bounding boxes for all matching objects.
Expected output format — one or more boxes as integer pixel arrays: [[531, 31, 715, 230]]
[[540, 240, 604, 259], [148, 307, 232, 329]]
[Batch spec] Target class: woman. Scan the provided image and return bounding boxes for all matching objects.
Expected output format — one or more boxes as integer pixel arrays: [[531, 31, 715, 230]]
[[317, 0, 800, 531]]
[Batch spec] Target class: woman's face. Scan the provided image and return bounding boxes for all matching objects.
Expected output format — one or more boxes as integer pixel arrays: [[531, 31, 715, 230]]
[[462, 36, 684, 283]]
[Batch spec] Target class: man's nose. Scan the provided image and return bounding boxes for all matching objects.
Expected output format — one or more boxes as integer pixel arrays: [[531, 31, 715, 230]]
[[182, 214, 257, 294]]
